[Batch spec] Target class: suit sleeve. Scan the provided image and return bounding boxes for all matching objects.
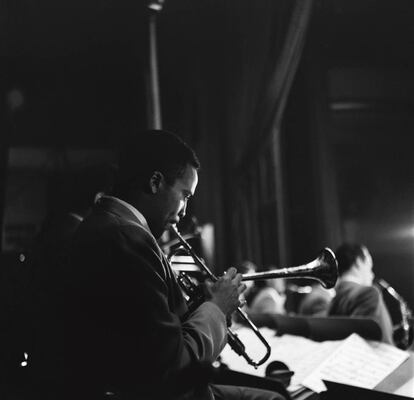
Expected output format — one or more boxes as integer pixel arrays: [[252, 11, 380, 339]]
[[182, 301, 227, 362], [99, 224, 227, 378]]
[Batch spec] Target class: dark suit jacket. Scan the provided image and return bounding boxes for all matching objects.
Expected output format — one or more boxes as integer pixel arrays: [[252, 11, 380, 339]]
[[328, 280, 394, 344], [30, 197, 227, 399]]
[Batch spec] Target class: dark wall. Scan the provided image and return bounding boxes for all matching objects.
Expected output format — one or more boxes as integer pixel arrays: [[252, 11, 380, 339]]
[[283, 0, 414, 310], [2, 1, 150, 147], [1, 0, 413, 309]]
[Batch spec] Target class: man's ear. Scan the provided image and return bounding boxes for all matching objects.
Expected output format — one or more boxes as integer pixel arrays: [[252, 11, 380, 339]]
[[149, 171, 164, 194]]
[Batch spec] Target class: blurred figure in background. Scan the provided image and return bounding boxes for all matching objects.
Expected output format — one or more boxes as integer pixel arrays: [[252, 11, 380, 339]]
[[0, 162, 117, 397], [328, 243, 394, 344], [39, 162, 118, 242], [238, 261, 286, 315], [297, 282, 335, 317], [28, 162, 118, 300], [24, 162, 117, 394]]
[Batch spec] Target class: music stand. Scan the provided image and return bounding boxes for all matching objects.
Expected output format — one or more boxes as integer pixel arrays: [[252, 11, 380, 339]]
[[248, 314, 382, 342], [307, 316, 382, 342]]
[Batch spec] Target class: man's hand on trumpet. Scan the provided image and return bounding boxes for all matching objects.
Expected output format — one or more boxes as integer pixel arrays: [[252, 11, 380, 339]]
[[206, 267, 247, 316]]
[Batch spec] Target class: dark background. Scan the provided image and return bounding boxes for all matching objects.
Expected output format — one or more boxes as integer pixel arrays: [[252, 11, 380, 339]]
[[1, 0, 413, 312]]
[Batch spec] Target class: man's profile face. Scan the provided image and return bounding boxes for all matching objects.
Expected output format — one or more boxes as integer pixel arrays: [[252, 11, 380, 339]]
[[150, 164, 198, 238]]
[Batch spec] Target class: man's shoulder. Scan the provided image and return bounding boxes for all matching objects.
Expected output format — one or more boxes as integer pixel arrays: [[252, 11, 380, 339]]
[[82, 207, 156, 245], [73, 207, 168, 277], [340, 283, 381, 310], [357, 284, 381, 301], [338, 281, 378, 297]]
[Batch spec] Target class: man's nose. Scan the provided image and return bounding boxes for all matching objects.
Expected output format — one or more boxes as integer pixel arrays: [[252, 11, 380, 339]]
[[178, 200, 187, 218]]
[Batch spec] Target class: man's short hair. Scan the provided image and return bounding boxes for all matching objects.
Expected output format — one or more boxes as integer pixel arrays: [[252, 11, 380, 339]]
[[335, 243, 366, 276], [114, 130, 200, 196]]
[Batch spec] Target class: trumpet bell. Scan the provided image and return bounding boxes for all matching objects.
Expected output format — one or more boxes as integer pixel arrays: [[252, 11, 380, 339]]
[[241, 248, 338, 289], [314, 248, 338, 289]]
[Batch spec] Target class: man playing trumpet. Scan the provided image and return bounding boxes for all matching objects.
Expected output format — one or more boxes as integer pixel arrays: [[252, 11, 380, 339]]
[[31, 130, 286, 400]]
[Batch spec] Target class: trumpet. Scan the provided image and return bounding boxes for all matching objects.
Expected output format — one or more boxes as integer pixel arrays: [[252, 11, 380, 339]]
[[241, 248, 338, 289], [169, 225, 339, 368], [170, 225, 271, 368]]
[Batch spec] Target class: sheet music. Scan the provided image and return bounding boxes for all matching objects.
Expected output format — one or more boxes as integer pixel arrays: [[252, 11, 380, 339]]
[[219, 327, 342, 391], [301, 333, 409, 393], [262, 333, 341, 391], [219, 327, 410, 394]]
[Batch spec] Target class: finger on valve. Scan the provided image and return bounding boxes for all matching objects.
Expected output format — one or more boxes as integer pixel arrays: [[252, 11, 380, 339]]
[[224, 267, 237, 278], [237, 283, 247, 295]]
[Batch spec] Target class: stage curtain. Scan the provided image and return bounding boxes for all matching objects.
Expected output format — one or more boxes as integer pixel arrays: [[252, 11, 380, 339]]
[[160, 0, 314, 271]]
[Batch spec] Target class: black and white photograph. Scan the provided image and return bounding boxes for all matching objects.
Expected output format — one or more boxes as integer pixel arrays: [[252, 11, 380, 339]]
[[1, 1, 413, 399]]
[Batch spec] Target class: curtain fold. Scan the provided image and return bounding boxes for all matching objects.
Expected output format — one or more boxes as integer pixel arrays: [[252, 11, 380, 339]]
[[160, 0, 314, 271], [223, 0, 315, 268]]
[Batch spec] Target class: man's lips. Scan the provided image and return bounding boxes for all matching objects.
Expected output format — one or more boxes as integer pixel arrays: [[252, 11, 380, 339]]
[[166, 219, 179, 227]]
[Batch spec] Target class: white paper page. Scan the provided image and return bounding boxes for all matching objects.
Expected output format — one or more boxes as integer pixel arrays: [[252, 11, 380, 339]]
[[302, 333, 410, 393], [262, 334, 341, 391], [219, 327, 342, 391], [219, 327, 276, 377]]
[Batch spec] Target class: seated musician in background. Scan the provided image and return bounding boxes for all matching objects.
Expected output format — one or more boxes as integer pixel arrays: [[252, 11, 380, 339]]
[[30, 162, 117, 282], [32, 130, 286, 400], [328, 243, 394, 344], [17, 163, 116, 395], [297, 283, 334, 317], [238, 261, 286, 315]]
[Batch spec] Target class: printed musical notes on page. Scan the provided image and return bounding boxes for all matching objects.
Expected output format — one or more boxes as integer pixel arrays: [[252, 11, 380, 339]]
[[262, 333, 340, 391], [219, 327, 410, 395], [302, 333, 409, 393], [219, 327, 342, 391]]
